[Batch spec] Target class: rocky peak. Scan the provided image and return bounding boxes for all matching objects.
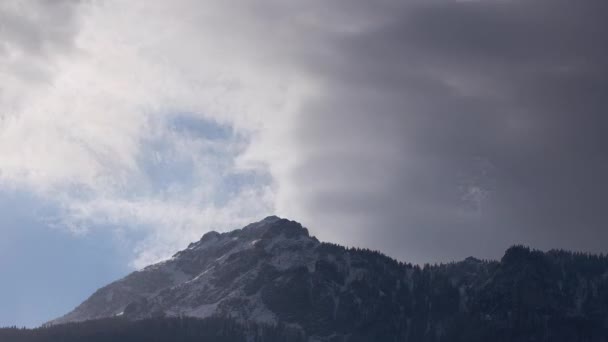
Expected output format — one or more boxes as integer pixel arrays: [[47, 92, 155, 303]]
[[239, 216, 310, 239], [179, 216, 310, 255]]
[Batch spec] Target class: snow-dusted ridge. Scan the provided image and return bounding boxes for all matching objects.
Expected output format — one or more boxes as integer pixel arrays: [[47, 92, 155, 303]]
[[49, 216, 320, 326]]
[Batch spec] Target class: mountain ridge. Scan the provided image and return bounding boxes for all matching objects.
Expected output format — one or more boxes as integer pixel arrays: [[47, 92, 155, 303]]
[[47, 216, 608, 341]]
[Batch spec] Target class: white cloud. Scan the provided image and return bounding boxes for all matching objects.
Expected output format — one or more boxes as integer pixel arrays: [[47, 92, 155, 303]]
[[0, 0, 318, 267]]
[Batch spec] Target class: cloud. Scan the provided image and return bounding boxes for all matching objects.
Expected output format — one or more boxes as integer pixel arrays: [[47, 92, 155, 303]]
[[0, 0, 306, 267], [273, 0, 608, 262], [1, 0, 607, 266]]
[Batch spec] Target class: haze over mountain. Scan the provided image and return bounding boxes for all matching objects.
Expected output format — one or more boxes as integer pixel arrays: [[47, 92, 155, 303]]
[[30, 217, 608, 341]]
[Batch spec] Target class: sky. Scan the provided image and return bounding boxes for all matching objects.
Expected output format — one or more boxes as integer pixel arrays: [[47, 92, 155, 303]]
[[1, 0, 607, 327]]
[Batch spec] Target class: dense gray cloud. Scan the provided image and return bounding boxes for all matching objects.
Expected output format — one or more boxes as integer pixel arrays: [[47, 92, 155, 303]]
[[280, 0, 608, 263]]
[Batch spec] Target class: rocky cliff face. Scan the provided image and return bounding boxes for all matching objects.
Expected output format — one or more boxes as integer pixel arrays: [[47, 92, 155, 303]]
[[50, 216, 608, 341]]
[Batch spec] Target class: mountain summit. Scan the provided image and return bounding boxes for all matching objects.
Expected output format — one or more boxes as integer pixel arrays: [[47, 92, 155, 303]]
[[48, 217, 608, 341], [51, 216, 318, 326]]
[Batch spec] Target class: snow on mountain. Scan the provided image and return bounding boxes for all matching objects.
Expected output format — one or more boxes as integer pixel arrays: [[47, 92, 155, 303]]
[[50, 216, 319, 325], [48, 217, 608, 341]]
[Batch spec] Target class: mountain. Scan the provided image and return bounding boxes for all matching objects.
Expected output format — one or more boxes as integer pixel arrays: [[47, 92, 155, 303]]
[[43, 216, 608, 341]]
